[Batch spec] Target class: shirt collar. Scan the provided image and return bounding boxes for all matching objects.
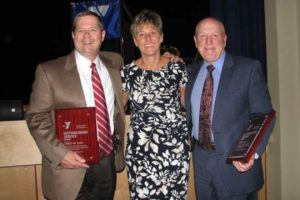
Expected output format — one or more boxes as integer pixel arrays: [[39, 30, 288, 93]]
[[75, 51, 101, 71], [203, 51, 226, 72]]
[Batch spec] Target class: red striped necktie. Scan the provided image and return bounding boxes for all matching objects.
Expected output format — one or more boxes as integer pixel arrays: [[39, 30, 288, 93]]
[[90, 62, 113, 156]]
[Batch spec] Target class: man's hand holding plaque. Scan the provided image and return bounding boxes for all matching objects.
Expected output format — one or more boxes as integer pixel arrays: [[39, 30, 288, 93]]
[[227, 111, 276, 163], [232, 154, 255, 173], [60, 151, 89, 169], [55, 107, 99, 165]]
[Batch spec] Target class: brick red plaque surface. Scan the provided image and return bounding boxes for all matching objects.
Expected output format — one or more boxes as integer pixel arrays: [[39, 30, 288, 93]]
[[227, 111, 276, 163], [55, 107, 99, 164]]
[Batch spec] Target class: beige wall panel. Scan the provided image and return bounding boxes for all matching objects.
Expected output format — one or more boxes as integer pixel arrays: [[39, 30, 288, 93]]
[[114, 115, 130, 200], [114, 169, 130, 199], [0, 166, 37, 200], [35, 165, 44, 200], [188, 158, 196, 199], [0, 121, 41, 167]]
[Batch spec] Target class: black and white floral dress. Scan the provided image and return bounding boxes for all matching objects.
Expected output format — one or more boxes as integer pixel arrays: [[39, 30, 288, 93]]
[[121, 61, 191, 200]]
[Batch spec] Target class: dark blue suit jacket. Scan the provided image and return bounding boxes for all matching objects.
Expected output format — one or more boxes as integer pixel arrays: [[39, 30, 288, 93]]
[[185, 52, 275, 194]]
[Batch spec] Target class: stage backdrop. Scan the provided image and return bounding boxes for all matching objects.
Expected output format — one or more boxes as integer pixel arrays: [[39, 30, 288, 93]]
[[71, 0, 121, 39]]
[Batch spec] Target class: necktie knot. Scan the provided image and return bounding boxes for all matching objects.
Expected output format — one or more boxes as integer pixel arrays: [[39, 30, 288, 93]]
[[207, 65, 215, 73], [90, 62, 96, 70]]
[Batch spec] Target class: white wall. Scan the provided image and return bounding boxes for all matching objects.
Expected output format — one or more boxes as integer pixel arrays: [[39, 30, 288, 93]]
[[265, 0, 300, 199]]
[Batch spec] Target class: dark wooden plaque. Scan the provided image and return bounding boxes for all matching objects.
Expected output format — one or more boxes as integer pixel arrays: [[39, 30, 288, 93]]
[[227, 111, 276, 163], [55, 107, 99, 164]]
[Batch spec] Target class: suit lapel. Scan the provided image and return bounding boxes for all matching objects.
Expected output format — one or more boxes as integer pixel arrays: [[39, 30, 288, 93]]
[[63, 52, 87, 107], [213, 53, 234, 120], [186, 60, 203, 126], [189, 61, 203, 91]]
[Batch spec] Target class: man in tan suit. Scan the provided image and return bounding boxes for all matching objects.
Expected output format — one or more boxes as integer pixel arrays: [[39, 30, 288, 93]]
[[26, 10, 125, 200]]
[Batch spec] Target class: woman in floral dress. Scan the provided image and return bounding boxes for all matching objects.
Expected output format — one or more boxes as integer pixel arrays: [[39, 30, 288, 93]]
[[121, 10, 191, 199]]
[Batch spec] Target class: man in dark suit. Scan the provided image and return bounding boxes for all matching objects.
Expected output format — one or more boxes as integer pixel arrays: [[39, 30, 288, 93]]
[[26, 11, 125, 200], [185, 17, 275, 200]]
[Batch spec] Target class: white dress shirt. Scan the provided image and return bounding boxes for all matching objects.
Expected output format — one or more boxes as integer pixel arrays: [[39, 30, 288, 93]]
[[75, 51, 115, 134]]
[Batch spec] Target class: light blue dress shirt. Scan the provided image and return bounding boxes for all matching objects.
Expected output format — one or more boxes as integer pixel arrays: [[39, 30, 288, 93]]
[[191, 52, 226, 141]]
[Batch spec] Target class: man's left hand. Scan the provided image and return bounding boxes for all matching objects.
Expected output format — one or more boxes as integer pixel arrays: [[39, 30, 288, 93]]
[[232, 154, 255, 172]]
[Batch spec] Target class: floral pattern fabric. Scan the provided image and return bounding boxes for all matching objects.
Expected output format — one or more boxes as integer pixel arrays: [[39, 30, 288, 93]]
[[121, 61, 191, 200]]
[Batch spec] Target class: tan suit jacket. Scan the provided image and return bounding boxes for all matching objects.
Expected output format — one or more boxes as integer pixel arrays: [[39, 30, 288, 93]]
[[26, 51, 125, 200]]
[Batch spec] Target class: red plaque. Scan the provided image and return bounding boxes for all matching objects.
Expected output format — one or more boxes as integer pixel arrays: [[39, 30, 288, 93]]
[[55, 107, 99, 164], [227, 111, 276, 163]]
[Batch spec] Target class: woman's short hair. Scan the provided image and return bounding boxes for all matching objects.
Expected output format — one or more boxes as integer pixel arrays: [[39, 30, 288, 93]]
[[130, 9, 163, 37]]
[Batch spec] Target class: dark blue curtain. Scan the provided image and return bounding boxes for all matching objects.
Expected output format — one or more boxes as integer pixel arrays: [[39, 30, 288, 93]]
[[210, 0, 267, 77]]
